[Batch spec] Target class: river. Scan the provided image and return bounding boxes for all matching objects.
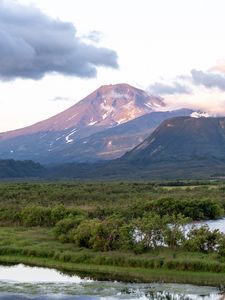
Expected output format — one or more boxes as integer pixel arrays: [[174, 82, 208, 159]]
[[0, 263, 223, 300], [193, 217, 225, 233]]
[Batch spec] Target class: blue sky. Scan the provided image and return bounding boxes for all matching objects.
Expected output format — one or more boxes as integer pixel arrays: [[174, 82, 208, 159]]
[[1, 0, 225, 131]]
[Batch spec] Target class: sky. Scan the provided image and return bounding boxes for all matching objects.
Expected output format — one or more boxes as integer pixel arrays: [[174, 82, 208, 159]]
[[1, 0, 225, 131]]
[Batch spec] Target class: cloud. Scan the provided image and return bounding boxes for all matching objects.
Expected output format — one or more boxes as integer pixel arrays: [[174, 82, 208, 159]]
[[51, 96, 73, 102], [148, 82, 192, 95], [82, 31, 104, 43], [210, 60, 225, 73], [0, 0, 118, 81], [191, 69, 225, 91]]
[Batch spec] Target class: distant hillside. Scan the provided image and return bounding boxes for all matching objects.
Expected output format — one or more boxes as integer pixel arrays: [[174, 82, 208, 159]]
[[122, 117, 225, 163], [45, 109, 194, 163], [0, 160, 44, 179], [47, 117, 225, 180]]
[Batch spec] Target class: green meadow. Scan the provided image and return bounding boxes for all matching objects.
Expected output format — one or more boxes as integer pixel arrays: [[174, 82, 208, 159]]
[[1, 181, 225, 286]]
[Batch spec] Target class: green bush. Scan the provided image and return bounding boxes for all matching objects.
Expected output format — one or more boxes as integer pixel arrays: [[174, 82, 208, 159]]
[[72, 219, 101, 248], [184, 225, 222, 253], [20, 205, 51, 227], [54, 215, 85, 242], [90, 216, 134, 251], [145, 198, 224, 220]]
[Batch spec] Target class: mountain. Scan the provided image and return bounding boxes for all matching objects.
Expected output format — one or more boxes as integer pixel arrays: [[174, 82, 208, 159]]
[[47, 116, 225, 180], [122, 116, 225, 163], [0, 160, 44, 178], [51, 109, 194, 163], [46, 116, 225, 181], [0, 83, 165, 163], [0, 83, 164, 141], [0, 108, 195, 164]]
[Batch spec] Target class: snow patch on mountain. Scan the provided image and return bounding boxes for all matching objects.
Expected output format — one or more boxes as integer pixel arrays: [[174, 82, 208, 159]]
[[191, 112, 210, 118], [101, 103, 114, 120], [109, 91, 129, 100], [144, 103, 153, 108], [88, 121, 98, 126], [68, 114, 78, 121], [65, 128, 77, 143], [117, 118, 127, 125]]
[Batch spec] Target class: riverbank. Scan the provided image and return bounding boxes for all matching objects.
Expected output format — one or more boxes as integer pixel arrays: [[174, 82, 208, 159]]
[[1, 227, 225, 287]]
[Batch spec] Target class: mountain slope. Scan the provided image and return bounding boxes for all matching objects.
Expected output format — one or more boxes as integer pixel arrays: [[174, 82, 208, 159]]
[[122, 117, 225, 163], [0, 83, 165, 163], [49, 109, 194, 163], [0, 160, 44, 178], [47, 117, 225, 180], [0, 109, 194, 164], [0, 83, 164, 142]]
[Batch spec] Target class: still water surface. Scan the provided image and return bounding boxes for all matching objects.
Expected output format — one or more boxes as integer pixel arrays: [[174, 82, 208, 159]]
[[1, 218, 225, 300], [0, 264, 223, 300], [196, 217, 225, 233]]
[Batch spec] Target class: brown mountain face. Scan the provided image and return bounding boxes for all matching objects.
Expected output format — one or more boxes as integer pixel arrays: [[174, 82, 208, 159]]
[[0, 83, 164, 142]]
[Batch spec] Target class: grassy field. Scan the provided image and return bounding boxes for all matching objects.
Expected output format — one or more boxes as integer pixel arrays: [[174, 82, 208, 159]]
[[0, 180, 224, 212], [1, 181, 225, 286]]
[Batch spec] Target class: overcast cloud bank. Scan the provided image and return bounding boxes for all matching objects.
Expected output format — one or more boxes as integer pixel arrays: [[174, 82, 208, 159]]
[[0, 0, 118, 80]]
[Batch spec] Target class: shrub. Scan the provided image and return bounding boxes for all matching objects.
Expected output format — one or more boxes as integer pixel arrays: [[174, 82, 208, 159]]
[[90, 216, 134, 251], [72, 219, 101, 248], [184, 225, 222, 253], [20, 205, 51, 226], [54, 215, 85, 242]]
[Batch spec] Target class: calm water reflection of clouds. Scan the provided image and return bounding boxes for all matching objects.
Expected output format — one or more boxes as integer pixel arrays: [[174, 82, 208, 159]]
[[0, 264, 222, 300]]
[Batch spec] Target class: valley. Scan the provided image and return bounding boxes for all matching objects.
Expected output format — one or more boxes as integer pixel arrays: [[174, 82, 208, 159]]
[[1, 0, 224, 298]]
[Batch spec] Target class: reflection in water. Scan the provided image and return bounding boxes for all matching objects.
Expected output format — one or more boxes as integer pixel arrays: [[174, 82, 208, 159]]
[[0, 264, 91, 283], [0, 264, 223, 299], [0, 297, 95, 300]]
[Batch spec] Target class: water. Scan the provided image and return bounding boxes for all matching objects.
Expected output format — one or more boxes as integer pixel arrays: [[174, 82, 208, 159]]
[[1, 219, 225, 300], [195, 217, 225, 233], [0, 264, 223, 300], [184, 217, 225, 236]]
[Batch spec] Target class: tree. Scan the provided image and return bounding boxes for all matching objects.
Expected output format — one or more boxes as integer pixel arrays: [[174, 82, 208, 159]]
[[90, 215, 133, 251], [133, 213, 167, 250], [163, 214, 189, 249]]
